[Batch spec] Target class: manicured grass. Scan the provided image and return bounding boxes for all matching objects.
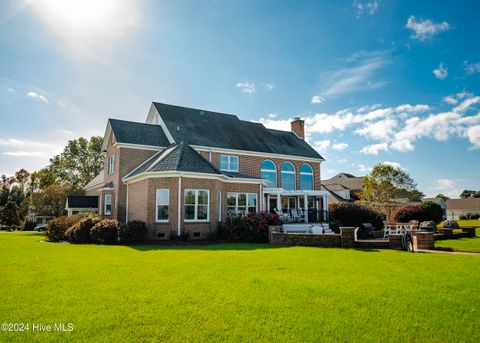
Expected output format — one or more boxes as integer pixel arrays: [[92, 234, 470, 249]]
[[1, 232, 479, 342], [435, 228, 480, 253], [438, 219, 480, 228]]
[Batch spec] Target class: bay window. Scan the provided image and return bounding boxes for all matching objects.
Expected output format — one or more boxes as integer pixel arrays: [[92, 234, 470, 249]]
[[184, 189, 209, 222], [227, 193, 257, 217]]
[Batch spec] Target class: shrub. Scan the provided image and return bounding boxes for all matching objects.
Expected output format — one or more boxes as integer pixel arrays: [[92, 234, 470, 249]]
[[443, 220, 460, 229], [459, 214, 467, 220], [65, 217, 102, 243], [244, 211, 282, 243], [119, 221, 148, 244], [392, 204, 427, 223], [169, 230, 190, 242], [330, 202, 384, 229], [23, 220, 36, 231], [421, 201, 443, 224], [44, 216, 81, 242], [90, 219, 119, 244], [470, 214, 480, 220]]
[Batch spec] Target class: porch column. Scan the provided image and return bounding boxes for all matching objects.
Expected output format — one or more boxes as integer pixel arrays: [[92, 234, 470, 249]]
[[304, 193, 308, 223], [266, 194, 270, 212], [276, 194, 281, 212], [323, 195, 328, 221]]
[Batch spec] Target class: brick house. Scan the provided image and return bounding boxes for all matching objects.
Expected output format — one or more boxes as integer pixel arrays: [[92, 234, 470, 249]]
[[78, 103, 328, 239]]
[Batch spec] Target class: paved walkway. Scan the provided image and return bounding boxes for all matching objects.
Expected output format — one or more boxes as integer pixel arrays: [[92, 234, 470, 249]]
[[416, 249, 480, 255]]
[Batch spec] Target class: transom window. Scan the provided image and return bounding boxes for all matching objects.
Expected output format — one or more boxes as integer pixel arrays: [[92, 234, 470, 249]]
[[260, 160, 277, 187], [155, 189, 169, 222], [227, 193, 257, 217], [108, 154, 115, 175], [281, 162, 296, 190], [220, 155, 239, 172], [104, 194, 112, 215], [300, 163, 314, 190], [184, 189, 210, 222]]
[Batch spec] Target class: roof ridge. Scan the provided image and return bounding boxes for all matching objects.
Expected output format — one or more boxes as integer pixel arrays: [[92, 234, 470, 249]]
[[153, 102, 238, 118], [175, 142, 184, 170], [184, 143, 222, 174]]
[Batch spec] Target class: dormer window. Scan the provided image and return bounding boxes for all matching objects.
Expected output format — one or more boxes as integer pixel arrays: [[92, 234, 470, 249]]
[[220, 155, 239, 172], [108, 154, 115, 175]]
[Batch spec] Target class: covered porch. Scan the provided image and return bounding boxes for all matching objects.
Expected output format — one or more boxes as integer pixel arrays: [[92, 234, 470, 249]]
[[263, 188, 329, 223]]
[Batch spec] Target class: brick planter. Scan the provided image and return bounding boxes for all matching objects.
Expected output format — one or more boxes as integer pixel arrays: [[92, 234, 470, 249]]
[[412, 231, 434, 250]]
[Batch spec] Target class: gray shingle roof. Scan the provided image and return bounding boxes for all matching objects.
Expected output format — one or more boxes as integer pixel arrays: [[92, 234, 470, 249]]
[[109, 118, 170, 147], [153, 102, 323, 159], [124, 142, 221, 180], [323, 173, 364, 191], [446, 198, 480, 210]]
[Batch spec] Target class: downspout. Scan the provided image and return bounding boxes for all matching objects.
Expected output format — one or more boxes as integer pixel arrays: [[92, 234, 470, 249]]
[[125, 182, 129, 222], [177, 175, 182, 236]]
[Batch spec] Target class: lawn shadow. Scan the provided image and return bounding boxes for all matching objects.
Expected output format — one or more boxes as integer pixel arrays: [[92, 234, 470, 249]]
[[128, 242, 287, 252], [433, 247, 454, 252], [352, 248, 382, 253]]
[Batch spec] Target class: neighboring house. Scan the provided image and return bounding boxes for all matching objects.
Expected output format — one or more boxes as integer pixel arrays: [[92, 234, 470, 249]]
[[65, 196, 99, 216], [81, 103, 328, 239], [422, 197, 447, 218], [445, 198, 480, 220], [321, 173, 363, 205]]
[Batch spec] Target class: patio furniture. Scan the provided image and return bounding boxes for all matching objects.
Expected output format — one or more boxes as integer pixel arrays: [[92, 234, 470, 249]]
[[383, 223, 412, 239]]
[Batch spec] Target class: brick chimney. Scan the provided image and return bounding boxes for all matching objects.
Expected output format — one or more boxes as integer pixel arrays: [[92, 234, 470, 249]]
[[291, 117, 305, 139]]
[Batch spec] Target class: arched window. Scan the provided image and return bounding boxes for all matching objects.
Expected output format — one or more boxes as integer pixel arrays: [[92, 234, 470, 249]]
[[300, 164, 314, 190], [281, 162, 296, 190], [260, 160, 277, 187]]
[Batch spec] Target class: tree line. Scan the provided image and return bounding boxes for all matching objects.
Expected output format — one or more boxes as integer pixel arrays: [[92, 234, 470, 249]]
[[0, 137, 103, 229]]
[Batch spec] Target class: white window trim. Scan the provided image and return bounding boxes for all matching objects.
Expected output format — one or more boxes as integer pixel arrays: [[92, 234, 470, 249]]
[[281, 161, 296, 190], [108, 154, 115, 175], [260, 159, 277, 187], [226, 192, 258, 217], [155, 189, 169, 223], [104, 194, 112, 215], [299, 163, 314, 190], [220, 155, 239, 172], [184, 189, 210, 223]]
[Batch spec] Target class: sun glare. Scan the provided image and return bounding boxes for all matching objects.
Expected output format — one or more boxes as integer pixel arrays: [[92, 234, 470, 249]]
[[33, 0, 138, 49]]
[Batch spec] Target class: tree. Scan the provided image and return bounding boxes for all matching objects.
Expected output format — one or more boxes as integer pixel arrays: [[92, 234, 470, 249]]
[[0, 201, 21, 227], [31, 183, 82, 217], [361, 163, 421, 218], [47, 136, 103, 188], [460, 190, 480, 198], [14, 169, 30, 192]]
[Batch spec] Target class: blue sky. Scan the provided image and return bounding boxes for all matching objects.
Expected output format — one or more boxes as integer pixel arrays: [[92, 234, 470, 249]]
[[0, 0, 479, 197]]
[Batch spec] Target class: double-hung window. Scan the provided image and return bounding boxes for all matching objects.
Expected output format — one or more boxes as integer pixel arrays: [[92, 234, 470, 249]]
[[104, 194, 112, 215], [108, 154, 115, 175], [184, 189, 209, 222], [220, 155, 239, 172], [156, 189, 169, 222], [227, 193, 257, 217]]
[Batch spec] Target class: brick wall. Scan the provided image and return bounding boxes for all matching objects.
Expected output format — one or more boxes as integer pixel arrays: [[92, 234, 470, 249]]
[[197, 150, 321, 190]]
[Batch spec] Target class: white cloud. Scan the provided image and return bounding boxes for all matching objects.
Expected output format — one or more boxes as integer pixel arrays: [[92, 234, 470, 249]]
[[467, 125, 480, 149], [463, 60, 480, 75], [443, 95, 458, 105], [7, 88, 14, 92], [236, 81, 255, 95], [264, 83, 275, 91], [267, 113, 278, 119], [319, 51, 389, 97], [382, 161, 405, 170], [357, 164, 372, 174], [452, 96, 480, 113], [354, 1, 379, 17], [406, 16, 451, 41], [430, 179, 461, 198], [2, 151, 44, 157], [355, 118, 397, 140], [360, 143, 389, 155], [26, 91, 49, 104], [311, 95, 325, 104], [313, 140, 331, 154], [332, 143, 349, 150], [255, 118, 290, 131], [433, 63, 448, 80]]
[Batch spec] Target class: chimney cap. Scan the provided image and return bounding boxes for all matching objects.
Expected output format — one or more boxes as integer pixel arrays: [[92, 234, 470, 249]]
[[292, 116, 303, 121]]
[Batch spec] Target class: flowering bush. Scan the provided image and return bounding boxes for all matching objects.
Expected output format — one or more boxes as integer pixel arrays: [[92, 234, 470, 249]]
[[392, 204, 427, 223], [330, 202, 384, 229]]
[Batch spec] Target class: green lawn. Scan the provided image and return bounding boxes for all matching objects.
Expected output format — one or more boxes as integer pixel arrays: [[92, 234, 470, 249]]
[[435, 228, 480, 253], [1, 232, 479, 342]]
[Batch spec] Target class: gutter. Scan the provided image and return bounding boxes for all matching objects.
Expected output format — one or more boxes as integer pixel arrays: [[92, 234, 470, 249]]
[[177, 174, 182, 236]]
